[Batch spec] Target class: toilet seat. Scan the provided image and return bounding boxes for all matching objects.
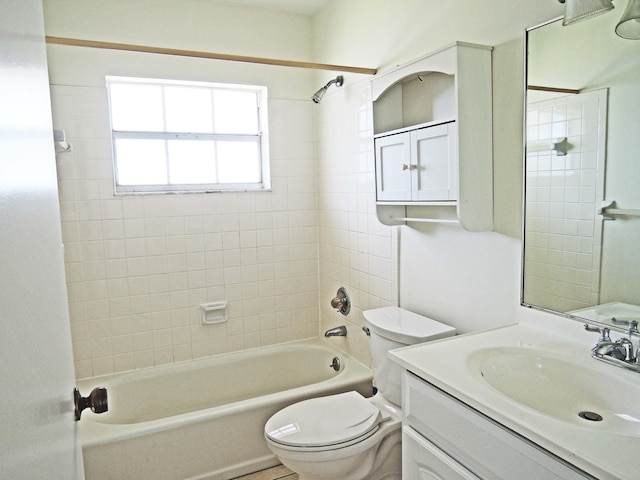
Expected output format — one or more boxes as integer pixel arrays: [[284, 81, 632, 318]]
[[264, 391, 382, 451]]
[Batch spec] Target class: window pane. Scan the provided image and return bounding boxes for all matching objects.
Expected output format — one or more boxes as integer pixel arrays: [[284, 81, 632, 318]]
[[107, 77, 269, 192], [167, 140, 216, 184], [110, 84, 164, 131], [217, 141, 260, 183], [214, 90, 259, 134], [115, 139, 167, 185], [164, 86, 214, 133]]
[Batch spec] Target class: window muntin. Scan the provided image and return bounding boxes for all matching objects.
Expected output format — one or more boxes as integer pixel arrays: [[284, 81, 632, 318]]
[[107, 76, 270, 193]]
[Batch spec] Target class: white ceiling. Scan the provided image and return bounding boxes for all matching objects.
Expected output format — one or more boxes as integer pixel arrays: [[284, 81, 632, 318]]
[[209, 0, 332, 16]]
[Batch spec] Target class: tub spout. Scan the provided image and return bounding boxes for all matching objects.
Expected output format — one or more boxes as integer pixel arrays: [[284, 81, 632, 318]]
[[325, 326, 347, 337]]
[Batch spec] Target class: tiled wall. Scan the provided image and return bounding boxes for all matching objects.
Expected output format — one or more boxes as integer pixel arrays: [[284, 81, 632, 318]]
[[524, 90, 606, 312], [52, 84, 320, 379], [315, 78, 399, 366]]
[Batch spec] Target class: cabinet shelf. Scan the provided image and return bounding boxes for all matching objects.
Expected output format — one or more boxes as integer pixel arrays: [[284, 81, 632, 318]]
[[374, 117, 457, 139], [371, 42, 493, 232], [391, 217, 460, 225]]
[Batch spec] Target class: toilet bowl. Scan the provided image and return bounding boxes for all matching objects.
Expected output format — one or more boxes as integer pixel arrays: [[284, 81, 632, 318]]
[[265, 391, 402, 480], [264, 306, 456, 480]]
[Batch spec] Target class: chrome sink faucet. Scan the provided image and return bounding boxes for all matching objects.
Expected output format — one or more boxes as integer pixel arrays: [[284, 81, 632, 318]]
[[588, 326, 619, 356], [585, 323, 640, 373]]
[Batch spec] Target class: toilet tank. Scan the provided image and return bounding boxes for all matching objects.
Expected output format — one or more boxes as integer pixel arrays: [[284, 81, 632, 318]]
[[363, 306, 455, 406]]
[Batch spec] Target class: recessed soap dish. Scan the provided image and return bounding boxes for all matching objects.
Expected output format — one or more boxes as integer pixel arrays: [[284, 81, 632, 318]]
[[200, 301, 228, 325]]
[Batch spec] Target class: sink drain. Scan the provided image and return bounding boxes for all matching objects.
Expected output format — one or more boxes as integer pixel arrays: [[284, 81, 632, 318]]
[[578, 411, 603, 422]]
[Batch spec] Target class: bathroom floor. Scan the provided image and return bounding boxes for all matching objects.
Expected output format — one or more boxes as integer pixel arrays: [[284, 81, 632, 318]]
[[233, 465, 298, 480]]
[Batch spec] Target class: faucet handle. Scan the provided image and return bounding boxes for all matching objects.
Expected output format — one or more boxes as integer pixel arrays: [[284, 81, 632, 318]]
[[584, 324, 611, 342], [611, 317, 639, 334], [330, 287, 350, 316], [615, 337, 636, 362]]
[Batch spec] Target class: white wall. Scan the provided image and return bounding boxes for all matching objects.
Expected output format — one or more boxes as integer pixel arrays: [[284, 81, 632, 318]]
[[43, 0, 573, 376], [43, 0, 313, 70], [313, 0, 566, 351], [311, 0, 563, 73], [44, 0, 322, 378]]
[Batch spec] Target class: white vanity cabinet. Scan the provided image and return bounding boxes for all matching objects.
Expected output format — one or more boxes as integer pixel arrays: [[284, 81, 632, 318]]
[[375, 121, 458, 203], [402, 371, 594, 480], [403, 426, 479, 480], [371, 42, 493, 231]]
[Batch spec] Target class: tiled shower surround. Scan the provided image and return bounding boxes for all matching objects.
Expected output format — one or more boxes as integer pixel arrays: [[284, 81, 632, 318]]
[[52, 79, 397, 379], [315, 79, 398, 363], [53, 85, 320, 378]]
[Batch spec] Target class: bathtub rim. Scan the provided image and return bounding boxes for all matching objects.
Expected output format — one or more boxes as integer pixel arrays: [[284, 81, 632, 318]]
[[76, 337, 372, 448]]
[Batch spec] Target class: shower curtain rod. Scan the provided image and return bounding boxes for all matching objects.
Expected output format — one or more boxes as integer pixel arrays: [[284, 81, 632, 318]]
[[527, 85, 580, 94], [45, 36, 378, 75]]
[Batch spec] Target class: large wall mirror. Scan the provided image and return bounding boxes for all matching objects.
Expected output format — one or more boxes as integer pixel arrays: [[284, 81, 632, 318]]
[[523, 11, 640, 330]]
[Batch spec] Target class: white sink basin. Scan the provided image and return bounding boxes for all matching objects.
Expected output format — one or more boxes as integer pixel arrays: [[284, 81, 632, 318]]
[[472, 347, 640, 437], [390, 322, 640, 479]]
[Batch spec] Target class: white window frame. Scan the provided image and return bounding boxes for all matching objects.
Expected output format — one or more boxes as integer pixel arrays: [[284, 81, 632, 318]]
[[106, 76, 271, 194]]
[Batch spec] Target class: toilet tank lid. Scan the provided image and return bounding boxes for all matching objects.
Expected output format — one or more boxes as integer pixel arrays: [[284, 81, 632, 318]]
[[363, 306, 455, 344]]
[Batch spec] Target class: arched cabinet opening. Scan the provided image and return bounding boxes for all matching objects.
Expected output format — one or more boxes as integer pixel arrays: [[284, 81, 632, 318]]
[[371, 42, 494, 232]]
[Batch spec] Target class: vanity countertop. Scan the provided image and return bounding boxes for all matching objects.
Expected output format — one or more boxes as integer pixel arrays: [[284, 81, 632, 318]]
[[389, 320, 640, 480]]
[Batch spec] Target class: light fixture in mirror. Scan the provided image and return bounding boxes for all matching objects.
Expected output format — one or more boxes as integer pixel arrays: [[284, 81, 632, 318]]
[[559, 0, 614, 26], [616, 0, 640, 39], [524, 13, 640, 332]]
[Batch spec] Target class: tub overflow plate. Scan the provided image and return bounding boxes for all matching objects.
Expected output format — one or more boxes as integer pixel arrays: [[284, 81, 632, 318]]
[[329, 356, 341, 371]]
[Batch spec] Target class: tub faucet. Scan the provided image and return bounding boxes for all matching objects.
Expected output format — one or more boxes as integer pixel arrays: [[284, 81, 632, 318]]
[[325, 326, 347, 337], [330, 287, 351, 316]]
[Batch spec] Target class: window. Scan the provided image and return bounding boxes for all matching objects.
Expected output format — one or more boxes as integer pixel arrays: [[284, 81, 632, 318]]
[[106, 76, 270, 193]]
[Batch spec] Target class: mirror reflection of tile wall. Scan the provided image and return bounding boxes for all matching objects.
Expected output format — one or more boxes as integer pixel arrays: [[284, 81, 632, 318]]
[[524, 89, 607, 312]]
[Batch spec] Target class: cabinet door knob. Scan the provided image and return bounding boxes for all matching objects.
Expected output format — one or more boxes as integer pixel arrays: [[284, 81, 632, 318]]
[[402, 164, 416, 171]]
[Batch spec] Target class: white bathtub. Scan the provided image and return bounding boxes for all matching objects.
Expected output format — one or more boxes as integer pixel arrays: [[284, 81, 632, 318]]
[[76, 338, 372, 480]]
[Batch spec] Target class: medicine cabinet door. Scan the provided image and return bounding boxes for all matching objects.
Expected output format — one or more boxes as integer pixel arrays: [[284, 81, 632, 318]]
[[412, 123, 458, 202], [375, 131, 412, 201]]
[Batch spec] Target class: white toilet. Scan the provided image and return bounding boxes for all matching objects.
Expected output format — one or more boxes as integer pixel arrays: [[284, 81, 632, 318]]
[[264, 306, 455, 480]]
